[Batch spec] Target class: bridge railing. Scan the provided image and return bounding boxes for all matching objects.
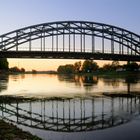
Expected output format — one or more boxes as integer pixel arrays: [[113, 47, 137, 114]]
[[6, 47, 139, 56]]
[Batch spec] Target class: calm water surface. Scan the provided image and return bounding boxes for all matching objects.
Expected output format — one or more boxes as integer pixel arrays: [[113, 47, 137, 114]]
[[0, 74, 140, 140]]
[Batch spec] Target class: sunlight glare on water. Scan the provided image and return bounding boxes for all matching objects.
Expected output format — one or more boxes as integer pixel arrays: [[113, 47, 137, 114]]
[[0, 74, 140, 98]]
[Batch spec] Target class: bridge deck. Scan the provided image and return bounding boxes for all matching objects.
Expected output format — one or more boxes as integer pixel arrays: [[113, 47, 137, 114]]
[[0, 51, 140, 61]]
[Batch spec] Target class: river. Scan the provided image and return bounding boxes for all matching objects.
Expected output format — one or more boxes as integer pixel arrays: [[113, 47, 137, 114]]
[[0, 73, 140, 140]]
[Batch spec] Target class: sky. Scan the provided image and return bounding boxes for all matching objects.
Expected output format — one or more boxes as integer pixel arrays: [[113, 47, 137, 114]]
[[0, 0, 140, 71]]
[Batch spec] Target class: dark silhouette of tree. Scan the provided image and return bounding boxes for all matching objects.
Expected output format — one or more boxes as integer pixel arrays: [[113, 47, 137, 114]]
[[82, 60, 99, 73], [123, 62, 139, 71], [0, 74, 9, 92], [0, 58, 9, 70], [102, 64, 112, 71], [20, 68, 25, 73], [102, 61, 120, 71], [111, 61, 120, 70], [74, 61, 81, 73], [31, 69, 37, 74], [57, 64, 75, 74], [9, 67, 26, 73], [9, 66, 21, 72], [57, 60, 139, 74]]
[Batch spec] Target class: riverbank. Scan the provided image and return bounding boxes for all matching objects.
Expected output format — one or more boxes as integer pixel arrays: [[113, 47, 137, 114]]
[[0, 120, 41, 140], [3, 70, 140, 77], [0, 96, 42, 140]]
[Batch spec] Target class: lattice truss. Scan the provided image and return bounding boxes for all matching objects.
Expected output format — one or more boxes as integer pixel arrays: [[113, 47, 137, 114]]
[[0, 21, 140, 55]]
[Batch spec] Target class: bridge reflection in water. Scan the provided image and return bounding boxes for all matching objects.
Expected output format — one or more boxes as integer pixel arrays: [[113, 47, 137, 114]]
[[0, 96, 140, 132]]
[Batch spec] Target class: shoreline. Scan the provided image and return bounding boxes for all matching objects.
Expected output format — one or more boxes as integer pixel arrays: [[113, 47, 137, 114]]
[[0, 96, 42, 140], [1, 70, 140, 76], [0, 120, 41, 140]]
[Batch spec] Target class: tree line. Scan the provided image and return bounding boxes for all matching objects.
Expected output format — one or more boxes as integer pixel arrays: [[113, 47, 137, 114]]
[[0, 58, 25, 73], [57, 60, 140, 74], [0, 58, 140, 74]]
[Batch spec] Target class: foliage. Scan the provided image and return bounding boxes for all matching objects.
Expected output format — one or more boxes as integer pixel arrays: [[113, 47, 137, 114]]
[[102, 61, 120, 71], [32, 69, 37, 73], [123, 62, 139, 71], [102, 64, 112, 71], [9, 66, 26, 73], [20, 68, 25, 73], [57, 60, 140, 74], [82, 60, 99, 73], [74, 61, 82, 73], [9, 66, 20, 72], [0, 58, 9, 70], [111, 61, 120, 70], [57, 64, 75, 74]]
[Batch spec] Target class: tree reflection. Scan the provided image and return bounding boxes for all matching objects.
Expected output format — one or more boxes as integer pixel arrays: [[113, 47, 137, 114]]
[[81, 76, 98, 91], [0, 74, 9, 93], [101, 77, 121, 88], [124, 75, 140, 93], [125, 75, 139, 84], [9, 74, 25, 81], [57, 75, 98, 90]]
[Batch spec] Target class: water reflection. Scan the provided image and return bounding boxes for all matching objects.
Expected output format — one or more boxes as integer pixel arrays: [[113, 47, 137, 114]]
[[58, 75, 98, 89], [9, 74, 25, 81], [0, 74, 9, 92], [0, 95, 140, 132], [101, 77, 121, 88], [57, 74, 140, 94]]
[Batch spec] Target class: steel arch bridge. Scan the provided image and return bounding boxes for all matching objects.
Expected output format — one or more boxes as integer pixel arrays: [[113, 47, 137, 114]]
[[0, 21, 140, 61]]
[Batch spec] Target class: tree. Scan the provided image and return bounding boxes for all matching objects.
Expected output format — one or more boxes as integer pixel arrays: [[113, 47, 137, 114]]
[[32, 69, 37, 74], [20, 68, 25, 73], [102, 61, 120, 71], [57, 64, 75, 74], [111, 61, 120, 70], [123, 62, 139, 71], [102, 64, 112, 71], [0, 58, 9, 70], [82, 60, 99, 73], [9, 67, 26, 73], [9, 66, 21, 72], [74, 61, 81, 73]]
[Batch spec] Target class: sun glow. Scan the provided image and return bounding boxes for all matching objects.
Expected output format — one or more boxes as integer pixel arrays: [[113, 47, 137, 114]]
[[8, 59, 80, 71], [8, 59, 127, 71]]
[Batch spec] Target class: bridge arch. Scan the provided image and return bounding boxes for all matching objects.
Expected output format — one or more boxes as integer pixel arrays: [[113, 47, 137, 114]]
[[0, 21, 140, 61]]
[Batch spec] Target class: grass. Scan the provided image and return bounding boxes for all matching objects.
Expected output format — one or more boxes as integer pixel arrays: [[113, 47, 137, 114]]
[[0, 120, 42, 140], [0, 96, 41, 140]]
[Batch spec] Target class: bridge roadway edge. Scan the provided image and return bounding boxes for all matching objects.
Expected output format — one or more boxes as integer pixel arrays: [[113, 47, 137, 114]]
[[0, 51, 139, 61]]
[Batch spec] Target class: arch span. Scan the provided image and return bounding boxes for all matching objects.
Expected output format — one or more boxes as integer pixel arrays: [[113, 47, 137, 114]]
[[0, 21, 140, 61]]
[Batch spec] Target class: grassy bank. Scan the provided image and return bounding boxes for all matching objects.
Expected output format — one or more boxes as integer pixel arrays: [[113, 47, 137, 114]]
[[0, 120, 41, 140], [0, 96, 42, 140]]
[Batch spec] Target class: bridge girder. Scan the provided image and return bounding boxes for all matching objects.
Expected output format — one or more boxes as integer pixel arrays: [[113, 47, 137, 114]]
[[0, 51, 140, 61]]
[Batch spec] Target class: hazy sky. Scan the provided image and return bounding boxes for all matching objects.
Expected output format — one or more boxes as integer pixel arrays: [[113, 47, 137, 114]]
[[0, 0, 140, 70]]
